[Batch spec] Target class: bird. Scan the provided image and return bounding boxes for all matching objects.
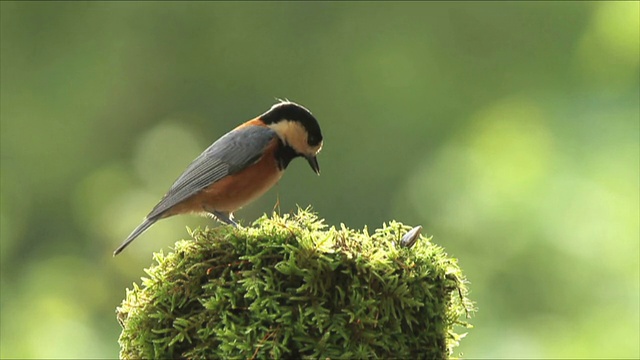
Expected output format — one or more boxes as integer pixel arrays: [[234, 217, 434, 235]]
[[113, 101, 323, 255]]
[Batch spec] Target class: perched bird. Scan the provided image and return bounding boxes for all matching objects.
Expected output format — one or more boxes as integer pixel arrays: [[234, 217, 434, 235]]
[[114, 101, 323, 255]]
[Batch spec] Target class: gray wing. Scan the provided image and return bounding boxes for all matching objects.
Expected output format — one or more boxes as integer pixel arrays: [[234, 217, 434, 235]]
[[146, 125, 277, 219]]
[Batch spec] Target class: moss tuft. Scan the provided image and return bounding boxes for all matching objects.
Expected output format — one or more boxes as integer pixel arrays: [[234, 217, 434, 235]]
[[117, 208, 473, 359]]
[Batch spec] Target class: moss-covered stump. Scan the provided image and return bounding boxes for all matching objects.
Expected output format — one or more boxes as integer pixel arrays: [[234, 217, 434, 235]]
[[117, 209, 473, 359]]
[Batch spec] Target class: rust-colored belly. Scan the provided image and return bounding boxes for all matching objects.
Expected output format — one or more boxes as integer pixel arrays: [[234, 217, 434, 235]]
[[165, 139, 282, 216]]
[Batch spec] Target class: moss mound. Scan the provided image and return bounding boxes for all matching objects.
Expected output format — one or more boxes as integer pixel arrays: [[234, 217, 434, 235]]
[[117, 209, 473, 359]]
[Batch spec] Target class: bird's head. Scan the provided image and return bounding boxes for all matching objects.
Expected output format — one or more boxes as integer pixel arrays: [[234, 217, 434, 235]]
[[260, 101, 323, 174]]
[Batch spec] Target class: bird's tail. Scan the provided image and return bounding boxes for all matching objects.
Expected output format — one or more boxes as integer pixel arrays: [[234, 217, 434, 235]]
[[113, 218, 157, 256]]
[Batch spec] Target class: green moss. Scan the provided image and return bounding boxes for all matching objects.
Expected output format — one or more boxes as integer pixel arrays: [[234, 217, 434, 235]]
[[117, 209, 473, 359]]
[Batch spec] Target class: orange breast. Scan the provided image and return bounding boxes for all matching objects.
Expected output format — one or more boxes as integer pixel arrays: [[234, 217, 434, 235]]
[[164, 138, 283, 216], [234, 117, 264, 130]]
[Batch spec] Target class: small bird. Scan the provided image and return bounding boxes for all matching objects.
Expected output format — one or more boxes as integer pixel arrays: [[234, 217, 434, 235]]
[[114, 101, 323, 255]]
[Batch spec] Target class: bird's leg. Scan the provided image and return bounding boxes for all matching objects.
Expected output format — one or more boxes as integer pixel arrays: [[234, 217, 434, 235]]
[[207, 209, 239, 227]]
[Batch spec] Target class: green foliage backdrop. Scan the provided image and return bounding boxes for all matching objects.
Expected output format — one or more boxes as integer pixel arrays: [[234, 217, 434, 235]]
[[1, 2, 638, 358]]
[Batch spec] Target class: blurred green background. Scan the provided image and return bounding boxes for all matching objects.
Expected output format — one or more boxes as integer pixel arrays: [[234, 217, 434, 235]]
[[1, 1, 638, 358]]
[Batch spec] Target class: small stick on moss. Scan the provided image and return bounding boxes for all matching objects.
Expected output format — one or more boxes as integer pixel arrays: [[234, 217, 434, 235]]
[[250, 325, 280, 360]]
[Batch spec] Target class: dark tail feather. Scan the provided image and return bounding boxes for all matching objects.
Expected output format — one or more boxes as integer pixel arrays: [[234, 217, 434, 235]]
[[113, 218, 157, 256]]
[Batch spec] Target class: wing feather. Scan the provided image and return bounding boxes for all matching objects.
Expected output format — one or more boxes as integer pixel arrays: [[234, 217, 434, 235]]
[[146, 125, 276, 219]]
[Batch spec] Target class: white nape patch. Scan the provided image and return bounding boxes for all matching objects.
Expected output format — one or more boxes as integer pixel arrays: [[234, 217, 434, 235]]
[[271, 99, 314, 115], [273, 98, 291, 106], [268, 120, 321, 156]]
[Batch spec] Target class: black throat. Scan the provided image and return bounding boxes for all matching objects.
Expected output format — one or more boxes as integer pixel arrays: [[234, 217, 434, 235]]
[[274, 140, 299, 170]]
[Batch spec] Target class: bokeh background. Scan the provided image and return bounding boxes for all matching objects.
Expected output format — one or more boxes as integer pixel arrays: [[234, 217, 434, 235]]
[[1, 1, 638, 358]]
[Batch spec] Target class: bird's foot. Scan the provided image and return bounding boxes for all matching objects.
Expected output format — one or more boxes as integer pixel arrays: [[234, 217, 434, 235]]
[[208, 210, 239, 227]]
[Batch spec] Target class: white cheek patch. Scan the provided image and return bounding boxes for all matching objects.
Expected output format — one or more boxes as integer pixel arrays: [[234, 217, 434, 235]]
[[268, 120, 311, 155]]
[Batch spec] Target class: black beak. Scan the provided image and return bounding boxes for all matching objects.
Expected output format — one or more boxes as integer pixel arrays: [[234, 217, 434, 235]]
[[306, 156, 320, 175]]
